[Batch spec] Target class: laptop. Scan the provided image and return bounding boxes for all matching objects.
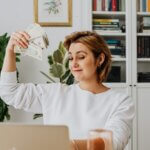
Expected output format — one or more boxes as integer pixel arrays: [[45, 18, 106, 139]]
[[0, 124, 70, 150]]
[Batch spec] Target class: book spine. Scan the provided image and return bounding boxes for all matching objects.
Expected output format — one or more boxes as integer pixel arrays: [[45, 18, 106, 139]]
[[93, 0, 97, 11], [143, 0, 146, 12], [97, 0, 102, 11], [121, 0, 125, 11], [108, 0, 112, 11], [93, 18, 119, 22], [102, 0, 105, 11], [147, 0, 150, 12], [112, 0, 117, 11], [105, 0, 108, 11], [137, 37, 140, 57], [116, 0, 120, 11]]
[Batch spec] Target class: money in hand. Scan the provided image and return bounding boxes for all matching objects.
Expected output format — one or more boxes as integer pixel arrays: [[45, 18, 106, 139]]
[[14, 23, 49, 60]]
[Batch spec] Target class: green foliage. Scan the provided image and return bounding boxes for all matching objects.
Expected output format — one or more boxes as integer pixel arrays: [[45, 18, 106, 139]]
[[34, 41, 74, 119], [41, 41, 74, 84], [0, 33, 20, 122]]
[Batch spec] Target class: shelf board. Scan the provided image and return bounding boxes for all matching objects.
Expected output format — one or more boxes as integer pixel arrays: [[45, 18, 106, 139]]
[[137, 33, 150, 36], [93, 11, 126, 15], [112, 57, 126, 61], [137, 12, 150, 16], [137, 83, 150, 87], [137, 58, 150, 62]]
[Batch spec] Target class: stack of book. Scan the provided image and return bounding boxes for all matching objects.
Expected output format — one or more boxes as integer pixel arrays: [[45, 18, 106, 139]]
[[92, 0, 125, 11], [137, 37, 150, 58], [106, 39, 125, 58], [93, 19, 121, 33], [139, 17, 150, 33], [106, 66, 121, 82], [138, 72, 150, 82], [138, 0, 150, 12]]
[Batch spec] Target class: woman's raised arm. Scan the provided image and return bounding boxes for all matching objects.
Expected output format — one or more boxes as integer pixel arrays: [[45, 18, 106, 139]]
[[2, 31, 30, 72]]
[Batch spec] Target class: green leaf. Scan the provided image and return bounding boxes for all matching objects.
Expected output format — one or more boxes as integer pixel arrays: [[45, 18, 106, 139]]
[[0, 98, 9, 122], [53, 49, 63, 64], [58, 41, 66, 56], [48, 55, 54, 65], [33, 114, 43, 119], [49, 63, 64, 78], [64, 58, 69, 69], [16, 57, 20, 62], [60, 70, 71, 82], [66, 74, 74, 85]]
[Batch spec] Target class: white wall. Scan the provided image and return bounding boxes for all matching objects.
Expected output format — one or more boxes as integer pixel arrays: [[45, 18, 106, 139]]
[[0, 0, 89, 124]]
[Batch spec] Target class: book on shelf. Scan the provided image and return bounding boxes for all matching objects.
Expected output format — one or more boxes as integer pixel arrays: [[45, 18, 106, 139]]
[[106, 66, 121, 82], [106, 39, 121, 45], [106, 39, 125, 57], [142, 30, 150, 33], [137, 36, 150, 58], [138, 72, 150, 82], [93, 19, 121, 32], [93, 24, 119, 28], [92, 0, 125, 11], [94, 29, 122, 33], [139, 16, 150, 32], [93, 18, 119, 23], [140, 0, 150, 12]]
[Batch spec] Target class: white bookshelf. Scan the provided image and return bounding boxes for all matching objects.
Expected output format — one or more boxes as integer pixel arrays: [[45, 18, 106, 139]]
[[132, 0, 150, 150], [93, 11, 126, 15], [92, 0, 129, 84], [137, 33, 150, 36], [137, 58, 150, 62], [112, 57, 126, 62], [84, 0, 150, 150], [137, 12, 150, 16]]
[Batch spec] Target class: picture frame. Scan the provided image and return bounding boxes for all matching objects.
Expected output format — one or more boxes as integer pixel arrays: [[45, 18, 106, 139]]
[[34, 0, 72, 27]]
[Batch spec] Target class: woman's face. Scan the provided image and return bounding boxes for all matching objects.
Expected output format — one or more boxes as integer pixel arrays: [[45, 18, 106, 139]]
[[68, 43, 99, 82]]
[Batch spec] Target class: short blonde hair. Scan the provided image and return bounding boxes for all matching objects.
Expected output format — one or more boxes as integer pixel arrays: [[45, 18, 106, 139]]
[[63, 31, 112, 83]]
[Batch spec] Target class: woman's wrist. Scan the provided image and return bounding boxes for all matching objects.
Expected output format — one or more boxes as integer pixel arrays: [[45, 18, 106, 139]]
[[71, 140, 80, 150]]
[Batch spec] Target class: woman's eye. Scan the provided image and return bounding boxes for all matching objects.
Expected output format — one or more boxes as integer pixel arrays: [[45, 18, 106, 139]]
[[78, 56, 85, 59], [68, 57, 73, 61]]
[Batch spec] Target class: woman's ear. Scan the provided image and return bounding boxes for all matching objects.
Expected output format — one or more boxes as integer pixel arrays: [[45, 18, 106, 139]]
[[97, 53, 105, 66]]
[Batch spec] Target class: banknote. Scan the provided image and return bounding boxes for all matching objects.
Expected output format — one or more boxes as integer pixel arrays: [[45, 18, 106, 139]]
[[14, 23, 49, 60]]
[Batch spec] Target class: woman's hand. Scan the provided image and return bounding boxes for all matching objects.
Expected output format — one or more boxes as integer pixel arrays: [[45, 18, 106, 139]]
[[6, 31, 30, 52], [2, 31, 30, 72], [70, 140, 76, 150]]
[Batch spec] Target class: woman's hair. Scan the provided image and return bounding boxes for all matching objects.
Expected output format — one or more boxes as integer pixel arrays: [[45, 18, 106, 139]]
[[63, 31, 112, 83]]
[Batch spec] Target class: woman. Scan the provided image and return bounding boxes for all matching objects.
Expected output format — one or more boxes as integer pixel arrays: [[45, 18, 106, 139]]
[[0, 31, 134, 150]]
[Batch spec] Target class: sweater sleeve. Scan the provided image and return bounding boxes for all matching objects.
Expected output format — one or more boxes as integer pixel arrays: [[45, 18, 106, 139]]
[[0, 71, 44, 113], [105, 95, 135, 150]]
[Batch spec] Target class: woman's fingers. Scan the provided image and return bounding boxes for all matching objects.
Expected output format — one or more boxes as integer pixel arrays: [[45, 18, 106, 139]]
[[6, 31, 31, 52], [18, 31, 30, 40], [11, 31, 29, 48]]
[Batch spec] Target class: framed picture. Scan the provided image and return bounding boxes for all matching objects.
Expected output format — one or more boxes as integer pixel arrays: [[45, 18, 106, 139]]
[[34, 0, 72, 27]]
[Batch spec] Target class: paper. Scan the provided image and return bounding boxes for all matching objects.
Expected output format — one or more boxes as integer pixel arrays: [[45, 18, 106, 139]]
[[14, 23, 49, 60]]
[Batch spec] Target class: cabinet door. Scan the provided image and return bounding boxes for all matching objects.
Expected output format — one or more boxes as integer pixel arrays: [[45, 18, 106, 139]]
[[108, 86, 132, 150], [136, 87, 150, 150]]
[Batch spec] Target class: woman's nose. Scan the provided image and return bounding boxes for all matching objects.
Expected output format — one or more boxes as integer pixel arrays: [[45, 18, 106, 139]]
[[72, 59, 79, 68]]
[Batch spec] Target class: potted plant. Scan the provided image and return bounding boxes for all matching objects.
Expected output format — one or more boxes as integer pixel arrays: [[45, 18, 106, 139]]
[[0, 33, 20, 121], [33, 41, 74, 119]]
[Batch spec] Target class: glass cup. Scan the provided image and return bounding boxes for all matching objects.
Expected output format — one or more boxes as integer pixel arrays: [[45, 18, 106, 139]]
[[87, 129, 113, 150]]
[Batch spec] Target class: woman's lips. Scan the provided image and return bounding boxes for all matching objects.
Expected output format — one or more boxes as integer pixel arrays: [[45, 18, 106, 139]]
[[72, 69, 82, 72]]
